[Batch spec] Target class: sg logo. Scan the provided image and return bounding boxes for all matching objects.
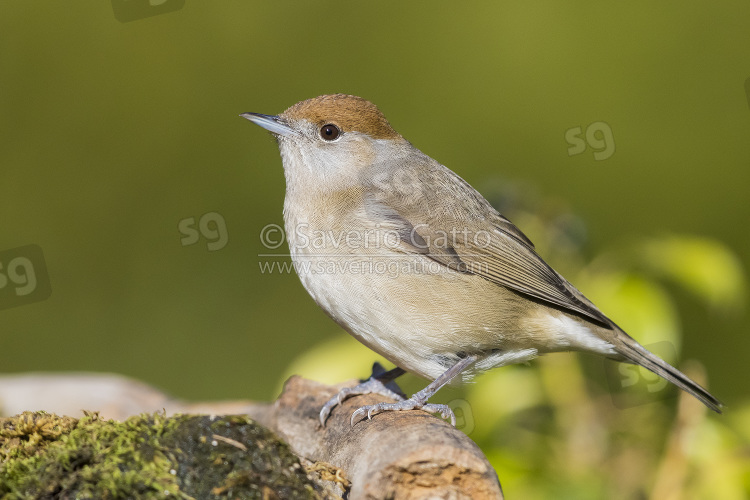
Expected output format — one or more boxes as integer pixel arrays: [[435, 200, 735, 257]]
[[448, 398, 475, 435], [179, 212, 228, 251], [565, 121, 615, 161], [111, 0, 185, 23], [0, 245, 52, 311]]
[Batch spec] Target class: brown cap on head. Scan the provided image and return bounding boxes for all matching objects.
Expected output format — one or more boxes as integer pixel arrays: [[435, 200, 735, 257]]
[[281, 94, 402, 140]]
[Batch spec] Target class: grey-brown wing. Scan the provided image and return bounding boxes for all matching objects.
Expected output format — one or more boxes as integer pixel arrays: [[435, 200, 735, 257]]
[[363, 161, 609, 326], [452, 231, 609, 325]]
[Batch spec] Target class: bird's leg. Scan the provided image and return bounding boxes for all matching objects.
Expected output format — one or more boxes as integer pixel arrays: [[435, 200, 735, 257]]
[[319, 363, 407, 426], [350, 354, 478, 427]]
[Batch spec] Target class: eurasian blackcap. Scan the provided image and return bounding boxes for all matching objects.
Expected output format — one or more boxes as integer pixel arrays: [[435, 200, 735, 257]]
[[241, 94, 722, 426]]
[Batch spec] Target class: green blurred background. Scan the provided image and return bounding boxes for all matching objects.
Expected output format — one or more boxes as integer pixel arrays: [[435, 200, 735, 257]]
[[2, 1, 749, 497]]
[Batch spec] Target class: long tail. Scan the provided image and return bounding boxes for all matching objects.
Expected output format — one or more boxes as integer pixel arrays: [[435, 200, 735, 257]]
[[613, 336, 723, 413]]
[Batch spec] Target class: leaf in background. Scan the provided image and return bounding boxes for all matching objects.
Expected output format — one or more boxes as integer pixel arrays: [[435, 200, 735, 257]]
[[640, 235, 747, 313], [469, 367, 545, 424]]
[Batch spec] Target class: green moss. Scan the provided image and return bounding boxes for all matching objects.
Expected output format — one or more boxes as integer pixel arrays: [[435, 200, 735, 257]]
[[0, 411, 319, 499]]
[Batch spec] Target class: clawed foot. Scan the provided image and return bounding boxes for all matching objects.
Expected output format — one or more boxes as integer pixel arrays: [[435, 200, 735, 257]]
[[320, 356, 477, 428], [350, 399, 456, 427], [319, 367, 406, 426]]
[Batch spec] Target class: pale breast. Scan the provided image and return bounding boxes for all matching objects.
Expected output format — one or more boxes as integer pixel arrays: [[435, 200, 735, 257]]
[[284, 202, 523, 378]]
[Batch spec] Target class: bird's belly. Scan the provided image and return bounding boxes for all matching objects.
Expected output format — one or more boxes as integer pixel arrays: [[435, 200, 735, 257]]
[[288, 242, 521, 380]]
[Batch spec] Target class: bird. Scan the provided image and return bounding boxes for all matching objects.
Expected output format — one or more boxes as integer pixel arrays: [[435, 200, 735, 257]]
[[240, 94, 723, 426]]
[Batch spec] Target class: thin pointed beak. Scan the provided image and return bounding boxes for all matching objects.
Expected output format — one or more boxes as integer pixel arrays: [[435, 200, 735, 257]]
[[240, 112, 298, 137]]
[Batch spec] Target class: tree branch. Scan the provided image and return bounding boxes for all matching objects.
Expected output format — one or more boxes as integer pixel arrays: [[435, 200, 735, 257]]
[[254, 376, 503, 500]]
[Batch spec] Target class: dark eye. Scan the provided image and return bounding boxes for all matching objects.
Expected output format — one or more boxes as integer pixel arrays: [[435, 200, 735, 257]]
[[320, 124, 341, 141]]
